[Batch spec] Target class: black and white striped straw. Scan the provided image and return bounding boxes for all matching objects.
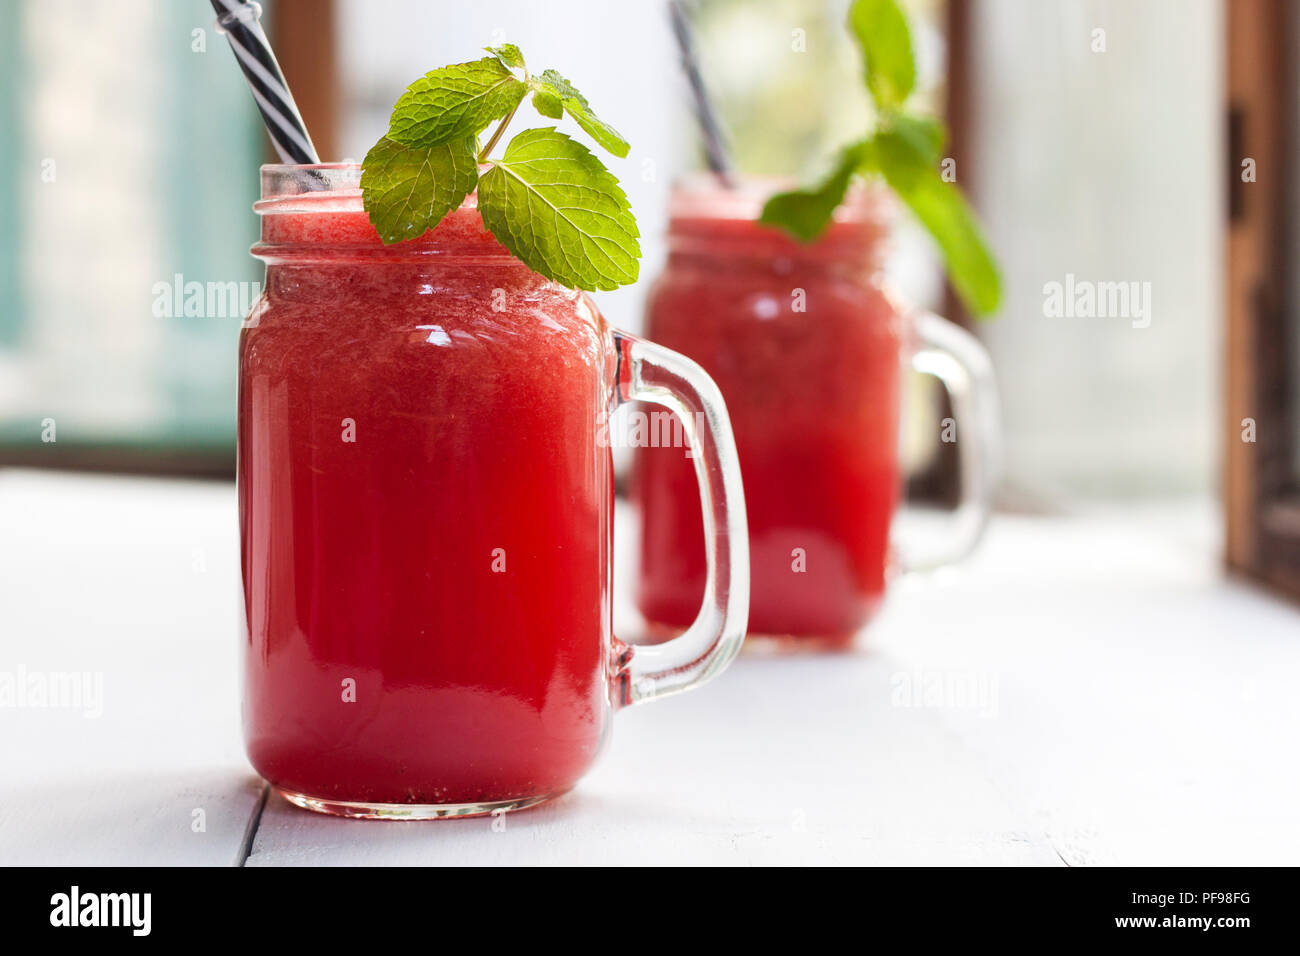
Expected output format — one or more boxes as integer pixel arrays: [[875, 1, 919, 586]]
[[210, 0, 320, 165], [668, 0, 736, 187]]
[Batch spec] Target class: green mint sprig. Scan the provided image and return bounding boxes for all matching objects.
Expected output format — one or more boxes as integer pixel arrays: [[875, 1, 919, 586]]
[[760, 0, 1001, 316], [360, 44, 639, 292]]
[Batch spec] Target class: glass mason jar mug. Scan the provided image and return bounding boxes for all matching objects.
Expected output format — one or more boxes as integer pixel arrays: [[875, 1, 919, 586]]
[[239, 165, 748, 819], [636, 178, 998, 650]]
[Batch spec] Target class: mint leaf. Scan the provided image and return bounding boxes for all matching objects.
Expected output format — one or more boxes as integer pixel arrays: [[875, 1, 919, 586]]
[[897, 176, 1002, 316], [531, 70, 630, 158], [868, 129, 1001, 315], [388, 57, 527, 148], [889, 113, 944, 164], [760, 140, 872, 242], [485, 44, 524, 70], [849, 0, 915, 112], [532, 87, 564, 119], [478, 128, 640, 290], [360, 136, 479, 245]]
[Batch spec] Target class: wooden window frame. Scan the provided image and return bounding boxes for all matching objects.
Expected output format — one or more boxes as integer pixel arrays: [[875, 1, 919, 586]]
[[1225, 0, 1300, 601], [269, 0, 340, 164], [905, 0, 974, 508]]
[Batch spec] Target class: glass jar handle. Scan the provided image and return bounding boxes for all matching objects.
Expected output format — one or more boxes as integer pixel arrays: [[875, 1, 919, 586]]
[[895, 311, 1001, 573], [610, 330, 749, 706]]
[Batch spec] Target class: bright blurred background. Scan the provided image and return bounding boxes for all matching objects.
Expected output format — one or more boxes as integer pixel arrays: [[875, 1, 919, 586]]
[[6, 0, 1300, 870], [0, 0, 1230, 503]]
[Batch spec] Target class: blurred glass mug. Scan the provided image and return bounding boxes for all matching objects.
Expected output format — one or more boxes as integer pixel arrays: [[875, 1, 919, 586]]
[[635, 177, 999, 651], [239, 165, 749, 818]]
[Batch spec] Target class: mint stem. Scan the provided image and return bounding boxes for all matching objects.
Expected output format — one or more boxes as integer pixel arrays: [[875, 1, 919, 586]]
[[478, 100, 521, 161]]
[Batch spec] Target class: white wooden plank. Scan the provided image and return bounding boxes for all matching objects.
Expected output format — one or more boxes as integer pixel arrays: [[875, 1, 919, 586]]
[[0, 471, 263, 865], [872, 504, 1300, 866], [5, 471, 1298, 866]]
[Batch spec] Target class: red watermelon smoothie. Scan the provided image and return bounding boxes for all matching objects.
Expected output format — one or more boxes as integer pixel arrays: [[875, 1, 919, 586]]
[[636, 179, 902, 648], [239, 168, 614, 813]]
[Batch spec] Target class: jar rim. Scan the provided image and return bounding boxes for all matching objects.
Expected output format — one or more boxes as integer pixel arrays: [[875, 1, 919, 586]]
[[667, 172, 896, 229], [252, 163, 526, 261], [258, 162, 360, 205], [664, 174, 892, 262]]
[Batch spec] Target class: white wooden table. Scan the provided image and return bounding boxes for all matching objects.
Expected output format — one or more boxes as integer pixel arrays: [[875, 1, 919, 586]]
[[1, 470, 1297, 866]]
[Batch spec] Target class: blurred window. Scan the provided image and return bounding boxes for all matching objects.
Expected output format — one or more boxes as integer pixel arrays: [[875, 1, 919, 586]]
[[0, 0, 262, 475], [965, 0, 1222, 501]]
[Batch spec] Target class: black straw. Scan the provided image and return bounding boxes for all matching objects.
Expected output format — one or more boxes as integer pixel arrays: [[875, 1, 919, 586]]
[[210, 0, 320, 165], [668, 0, 737, 186]]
